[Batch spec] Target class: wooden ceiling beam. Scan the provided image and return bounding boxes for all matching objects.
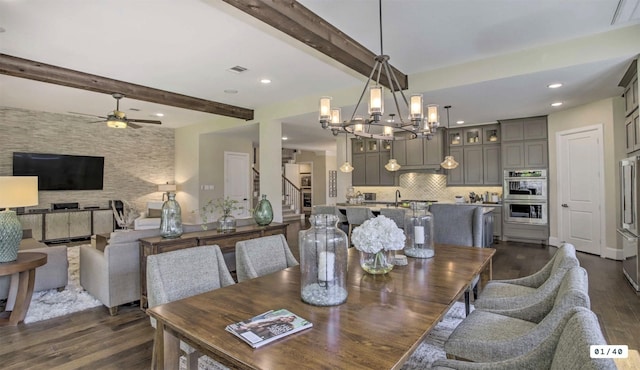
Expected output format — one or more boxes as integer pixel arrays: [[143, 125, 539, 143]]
[[0, 53, 254, 121], [222, 0, 408, 91]]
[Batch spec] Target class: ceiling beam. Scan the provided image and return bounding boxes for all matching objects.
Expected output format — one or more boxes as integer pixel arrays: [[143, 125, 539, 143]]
[[221, 0, 408, 91], [0, 53, 254, 121]]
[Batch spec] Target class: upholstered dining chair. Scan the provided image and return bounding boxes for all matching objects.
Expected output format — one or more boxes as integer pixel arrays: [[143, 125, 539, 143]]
[[432, 307, 616, 370], [235, 234, 299, 282], [474, 243, 580, 322], [147, 245, 235, 370], [379, 207, 407, 230], [429, 204, 484, 315], [345, 207, 375, 244], [443, 266, 590, 363]]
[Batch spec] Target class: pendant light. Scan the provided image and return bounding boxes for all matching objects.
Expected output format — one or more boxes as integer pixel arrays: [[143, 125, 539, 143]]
[[384, 114, 401, 171], [440, 105, 459, 170], [339, 132, 354, 173]]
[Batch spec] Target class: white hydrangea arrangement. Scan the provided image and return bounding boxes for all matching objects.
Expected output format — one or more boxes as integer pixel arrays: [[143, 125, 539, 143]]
[[351, 215, 406, 253]]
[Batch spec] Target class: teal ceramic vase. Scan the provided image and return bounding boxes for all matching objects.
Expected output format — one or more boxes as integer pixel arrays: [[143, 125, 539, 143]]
[[254, 194, 273, 226]]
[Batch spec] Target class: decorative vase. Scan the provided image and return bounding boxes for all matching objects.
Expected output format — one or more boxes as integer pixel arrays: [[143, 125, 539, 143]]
[[254, 194, 274, 226], [217, 213, 236, 232], [160, 193, 183, 239], [0, 210, 22, 262], [299, 214, 349, 306], [359, 250, 394, 274], [404, 202, 435, 259]]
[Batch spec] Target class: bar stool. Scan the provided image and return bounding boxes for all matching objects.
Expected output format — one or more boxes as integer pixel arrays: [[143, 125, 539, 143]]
[[379, 208, 407, 230], [345, 207, 375, 244]]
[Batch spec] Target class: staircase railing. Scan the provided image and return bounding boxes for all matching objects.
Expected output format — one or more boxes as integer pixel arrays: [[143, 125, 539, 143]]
[[252, 168, 302, 215]]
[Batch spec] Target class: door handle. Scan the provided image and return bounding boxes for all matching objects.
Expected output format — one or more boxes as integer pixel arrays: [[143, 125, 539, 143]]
[[561, 203, 568, 208]]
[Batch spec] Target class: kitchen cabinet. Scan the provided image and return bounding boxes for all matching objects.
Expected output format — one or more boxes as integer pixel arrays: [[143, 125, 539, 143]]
[[447, 129, 463, 146], [352, 138, 394, 186], [492, 207, 502, 241], [500, 116, 547, 142], [447, 125, 500, 185], [502, 140, 548, 168], [620, 59, 638, 117], [483, 144, 502, 185], [391, 131, 443, 169], [625, 109, 640, 154]]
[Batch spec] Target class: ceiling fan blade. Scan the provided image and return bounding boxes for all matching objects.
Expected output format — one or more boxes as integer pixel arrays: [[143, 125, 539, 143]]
[[88, 120, 106, 123], [127, 119, 162, 125], [68, 111, 106, 119], [127, 122, 142, 129]]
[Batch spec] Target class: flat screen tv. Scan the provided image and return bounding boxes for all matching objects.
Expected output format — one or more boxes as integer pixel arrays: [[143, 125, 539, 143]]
[[12, 152, 104, 191]]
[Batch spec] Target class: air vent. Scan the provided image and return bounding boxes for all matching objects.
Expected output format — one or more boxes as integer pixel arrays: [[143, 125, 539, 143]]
[[228, 65, 248, 74]]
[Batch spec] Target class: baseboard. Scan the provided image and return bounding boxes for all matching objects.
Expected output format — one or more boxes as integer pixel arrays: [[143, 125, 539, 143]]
[[548, 236, 561, 247], [549, 236, 623, 260]]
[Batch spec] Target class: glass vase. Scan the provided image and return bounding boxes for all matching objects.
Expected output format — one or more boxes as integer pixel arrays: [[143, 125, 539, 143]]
[[217, 213, 236, 232], [359, 250, 394, 274], [404, 202, 434, 259], [254, 194, 274, 226], [299, 214, 349, 306], [160, 193, 183, 239]]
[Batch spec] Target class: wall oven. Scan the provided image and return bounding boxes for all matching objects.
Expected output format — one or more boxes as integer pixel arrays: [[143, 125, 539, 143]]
[[504, 202, 548, 225], [503, 169, 547, 200]]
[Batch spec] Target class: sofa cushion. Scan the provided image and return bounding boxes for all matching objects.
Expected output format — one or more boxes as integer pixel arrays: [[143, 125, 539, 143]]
[[148, 208, 162, 218]]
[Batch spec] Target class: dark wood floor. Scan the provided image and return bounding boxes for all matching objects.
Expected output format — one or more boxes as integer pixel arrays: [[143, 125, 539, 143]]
[[1, 220, 638, 369]]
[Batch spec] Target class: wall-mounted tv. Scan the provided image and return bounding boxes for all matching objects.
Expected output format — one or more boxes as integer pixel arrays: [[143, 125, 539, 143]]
[[13, 152, 104, 191]]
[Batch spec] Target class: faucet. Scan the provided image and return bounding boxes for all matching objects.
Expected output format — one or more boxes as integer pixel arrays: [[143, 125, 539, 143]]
[[395, 190, 402, 207]]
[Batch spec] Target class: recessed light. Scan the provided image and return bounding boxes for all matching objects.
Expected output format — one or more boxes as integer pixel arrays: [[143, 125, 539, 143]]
[[224, 89, 238, 94], [548, 83, 563, 89], [551, 102, 563, 107], [456, 120, 464, 124], [282, 136, 288, 140], [260, 79, 272, 84], [155, 113, 164, 117]]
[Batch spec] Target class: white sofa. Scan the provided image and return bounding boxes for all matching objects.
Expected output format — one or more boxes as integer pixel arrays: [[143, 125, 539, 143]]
[[133, 201, 164, 230]]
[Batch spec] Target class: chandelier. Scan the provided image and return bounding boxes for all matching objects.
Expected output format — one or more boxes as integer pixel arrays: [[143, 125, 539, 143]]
[[318, 0, 440, 143]]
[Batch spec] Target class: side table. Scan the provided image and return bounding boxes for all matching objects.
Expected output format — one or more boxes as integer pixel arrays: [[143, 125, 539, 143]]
[[0, 252, 47, 326]]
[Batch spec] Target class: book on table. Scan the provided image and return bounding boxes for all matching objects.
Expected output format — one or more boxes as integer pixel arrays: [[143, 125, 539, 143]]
[[225, 308, 313, 348]]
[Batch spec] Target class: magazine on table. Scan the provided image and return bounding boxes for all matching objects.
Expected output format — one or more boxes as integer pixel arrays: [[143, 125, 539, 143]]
[[225, 308, 313, 348]]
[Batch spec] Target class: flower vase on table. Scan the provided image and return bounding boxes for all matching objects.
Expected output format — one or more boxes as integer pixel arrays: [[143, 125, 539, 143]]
[[351, 215, 405, 275], [217, 212, 236, 232]]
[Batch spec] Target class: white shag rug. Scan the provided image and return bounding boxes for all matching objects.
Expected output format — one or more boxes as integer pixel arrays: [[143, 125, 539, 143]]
[[180, 301, 472, 370], [24, 245, 102, 324]]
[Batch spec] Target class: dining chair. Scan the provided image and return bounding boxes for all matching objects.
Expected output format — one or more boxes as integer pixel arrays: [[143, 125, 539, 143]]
[[474, 243, 580, 322], [379, 207, 407, 230], [432, 307, 615, 370], [147, 245, 235, 370], [345, 207, 375, 244], [443, 266, 590, 363], [235, 234, 299, 282]]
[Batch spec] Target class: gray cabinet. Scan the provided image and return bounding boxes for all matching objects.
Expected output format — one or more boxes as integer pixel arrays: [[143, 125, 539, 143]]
[[483, 144, 502, 185], [500, 116, 548, 169], [447, 125, 500, 185], [405, 137, 424, 165], [501, 116, 547, 142], [352, 138, 395, 186], [492, 207, 502, 240], [392, 131, 443, 169], [351, 153, 366, 186], [45, 211, 92, 241], [463, 146, 484, 185], [379, 151, 395, 186], [424, 132, 444, 166]]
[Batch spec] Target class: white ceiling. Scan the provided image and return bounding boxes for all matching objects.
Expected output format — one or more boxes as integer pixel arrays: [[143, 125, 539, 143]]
[[1, 0, 639, 153]]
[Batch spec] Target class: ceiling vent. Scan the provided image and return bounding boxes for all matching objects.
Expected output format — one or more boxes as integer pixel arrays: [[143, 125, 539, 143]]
[[227, 65, 248, 74]]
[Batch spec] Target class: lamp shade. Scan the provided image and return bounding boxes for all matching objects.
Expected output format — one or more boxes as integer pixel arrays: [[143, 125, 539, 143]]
[[385, 159, 402, 172], [158, 184, 177, 192], [440, 156, 459, 170], [0, 176, 39, 208]]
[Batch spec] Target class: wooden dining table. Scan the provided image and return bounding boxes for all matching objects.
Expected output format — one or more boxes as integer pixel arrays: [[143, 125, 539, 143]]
[[148, 244, 495, 370]]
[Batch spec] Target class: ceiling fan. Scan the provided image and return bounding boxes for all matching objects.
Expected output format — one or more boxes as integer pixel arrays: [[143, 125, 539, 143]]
[[70, 93, 162, 129]]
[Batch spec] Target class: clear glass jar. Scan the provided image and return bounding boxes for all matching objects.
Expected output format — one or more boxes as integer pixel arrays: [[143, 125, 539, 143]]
[[359, 250, 394, 274], [160, 193, 183, 239], [404, 202, 434, 258], [299, 214, 349, 306], [253, 194, 273, 226], [217, 213, 236, 232]]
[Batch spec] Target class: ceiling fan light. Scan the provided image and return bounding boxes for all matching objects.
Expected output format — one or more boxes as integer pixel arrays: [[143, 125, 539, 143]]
[[340, 161, 354, 173], [107, 118, 127, 129], [384, 158, 401, 172], [440, 155, 459, 169]]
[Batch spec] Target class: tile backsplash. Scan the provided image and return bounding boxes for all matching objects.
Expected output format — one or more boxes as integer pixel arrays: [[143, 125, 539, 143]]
[[353, 173, 502, 203]]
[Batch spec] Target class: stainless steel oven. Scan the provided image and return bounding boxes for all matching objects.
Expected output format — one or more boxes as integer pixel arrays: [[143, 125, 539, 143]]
[[504, 201, 547, 225], [503, 169, 547, 200]]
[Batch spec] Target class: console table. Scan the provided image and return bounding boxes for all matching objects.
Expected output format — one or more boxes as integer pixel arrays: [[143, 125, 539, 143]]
[[0, 252, 47, 326], [138, 223, 288, 309]]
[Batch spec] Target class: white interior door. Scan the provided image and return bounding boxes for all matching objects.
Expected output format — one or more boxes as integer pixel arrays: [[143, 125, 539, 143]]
[[224, 151, 251, 218], [557, 125, 603, 255]]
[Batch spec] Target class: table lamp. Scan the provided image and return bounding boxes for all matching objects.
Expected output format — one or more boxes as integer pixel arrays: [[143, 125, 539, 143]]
[[158, 183, 177, 201], [0, 176, 39, 262]]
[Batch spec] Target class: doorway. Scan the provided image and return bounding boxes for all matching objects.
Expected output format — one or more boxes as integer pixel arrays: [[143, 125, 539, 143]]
[[224, 151, 251, 218], [556, 124, 604, 255]]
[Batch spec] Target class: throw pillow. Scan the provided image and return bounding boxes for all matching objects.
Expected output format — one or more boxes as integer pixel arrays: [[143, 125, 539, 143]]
[[148, 208, 162, 218]]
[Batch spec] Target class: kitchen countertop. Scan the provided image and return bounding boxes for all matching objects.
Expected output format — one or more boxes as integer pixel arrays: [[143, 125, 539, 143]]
[[334, 202, 498, 214]]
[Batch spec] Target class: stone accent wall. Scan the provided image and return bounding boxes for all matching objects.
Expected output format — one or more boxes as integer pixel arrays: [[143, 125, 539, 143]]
[[0, 107, 175, 213]]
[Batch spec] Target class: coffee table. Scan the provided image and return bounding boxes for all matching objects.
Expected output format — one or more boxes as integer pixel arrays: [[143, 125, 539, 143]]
[[0, 252, 47, 326]]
